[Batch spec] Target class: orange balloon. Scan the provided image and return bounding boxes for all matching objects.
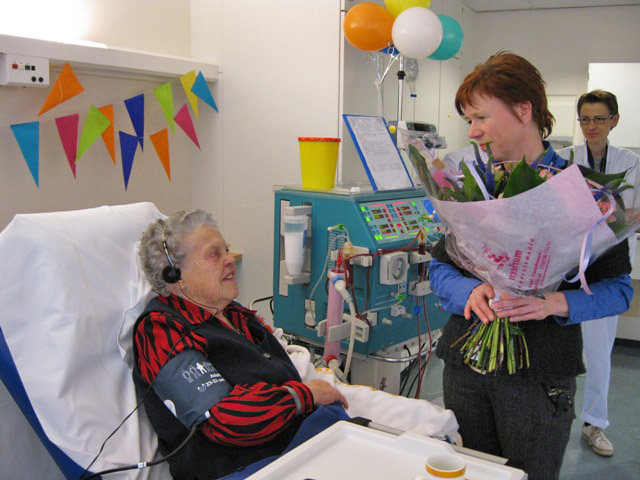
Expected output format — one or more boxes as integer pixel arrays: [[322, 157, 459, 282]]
[[344, 2, 394, 51]]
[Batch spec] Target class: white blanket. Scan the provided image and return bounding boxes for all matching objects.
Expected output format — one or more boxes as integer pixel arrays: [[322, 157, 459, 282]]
[[285, 344, 460, 442]]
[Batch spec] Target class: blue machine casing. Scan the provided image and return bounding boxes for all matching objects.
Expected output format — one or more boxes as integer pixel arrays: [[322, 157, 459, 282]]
[[273, 186, 449, 355]]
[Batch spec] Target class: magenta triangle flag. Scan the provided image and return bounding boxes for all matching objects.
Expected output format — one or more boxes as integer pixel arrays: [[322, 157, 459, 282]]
[[10, 122, 40, 187], [55, 114, 80, 177], [174, 103, 200, 149], [119, 131, 138, 190]]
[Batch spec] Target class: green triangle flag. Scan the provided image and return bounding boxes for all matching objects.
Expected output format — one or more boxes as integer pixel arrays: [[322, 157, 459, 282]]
[[153, 82, 175, 134], [77, 105, 111, 162]]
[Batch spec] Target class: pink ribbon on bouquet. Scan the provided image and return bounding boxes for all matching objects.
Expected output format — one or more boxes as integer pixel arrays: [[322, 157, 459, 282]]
[[563, 189, 616, 295]]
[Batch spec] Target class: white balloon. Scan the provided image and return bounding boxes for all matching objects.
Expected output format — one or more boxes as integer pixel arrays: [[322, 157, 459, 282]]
[[392, 7, 443, 60]]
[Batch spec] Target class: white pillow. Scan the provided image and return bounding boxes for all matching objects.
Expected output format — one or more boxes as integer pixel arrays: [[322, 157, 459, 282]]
[[0, 202, 167, 477]]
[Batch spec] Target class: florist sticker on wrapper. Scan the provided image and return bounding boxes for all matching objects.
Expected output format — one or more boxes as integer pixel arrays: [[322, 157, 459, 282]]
[[404, 131, 640, 374]]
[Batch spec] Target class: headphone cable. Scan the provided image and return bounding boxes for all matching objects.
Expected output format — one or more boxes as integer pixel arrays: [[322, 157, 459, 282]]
[[81, 424, 199, 479], [78, 311, 210, 479]]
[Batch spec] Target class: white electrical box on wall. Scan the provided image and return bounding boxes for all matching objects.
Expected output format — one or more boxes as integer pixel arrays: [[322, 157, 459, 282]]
[[0, 53, 50, 87]]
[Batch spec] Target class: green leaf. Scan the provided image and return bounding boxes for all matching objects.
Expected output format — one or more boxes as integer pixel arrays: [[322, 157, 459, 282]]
[[502, 159, 546, 198], [444, 188, 469, 202], [578, 165, 628, 186], [407, 144, 441, 197], [460, 160, 485, 201]]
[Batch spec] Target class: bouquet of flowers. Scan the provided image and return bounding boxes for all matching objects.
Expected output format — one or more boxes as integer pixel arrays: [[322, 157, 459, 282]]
[[404, 132, 640, 374]]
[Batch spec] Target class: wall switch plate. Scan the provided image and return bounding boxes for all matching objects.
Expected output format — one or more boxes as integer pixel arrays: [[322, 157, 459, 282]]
[[0, 53, 50, 87]]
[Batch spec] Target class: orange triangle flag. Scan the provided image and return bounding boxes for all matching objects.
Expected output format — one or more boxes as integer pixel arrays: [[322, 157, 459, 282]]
[[150, 128, 171, 180], [39, 63, 84, 116], [98, 105, 116, 164]]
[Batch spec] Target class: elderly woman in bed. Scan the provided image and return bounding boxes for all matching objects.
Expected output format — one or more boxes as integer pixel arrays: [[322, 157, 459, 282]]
[[133, 209, 347, 480]]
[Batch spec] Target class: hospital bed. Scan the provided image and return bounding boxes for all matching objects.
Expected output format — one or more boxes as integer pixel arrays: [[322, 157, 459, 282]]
[[0, 202, 525, 479], [0, 202, 169, 479]]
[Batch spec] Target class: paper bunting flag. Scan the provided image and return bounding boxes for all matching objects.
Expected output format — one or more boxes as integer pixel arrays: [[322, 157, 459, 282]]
[[180, 71, 199, 119], [124, 94, 145, 150], [174, 103, 200, 149], [55, 114, 79, 177], [10, 122, 40, 187], [38, 63, 84, 116], [153, 83, 175, 134], [119, 131, 139, 190], [191, 71, 218, 112], [77, 106, 111, 162], [98, 105, 116, 165], [150, 129, 171, 180]]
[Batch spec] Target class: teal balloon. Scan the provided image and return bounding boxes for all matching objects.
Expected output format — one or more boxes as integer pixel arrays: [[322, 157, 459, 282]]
[[428, 15, 463, 61]]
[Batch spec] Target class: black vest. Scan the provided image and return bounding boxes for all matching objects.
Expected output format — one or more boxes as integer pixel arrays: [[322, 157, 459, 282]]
[[132, 298, 305, 479]]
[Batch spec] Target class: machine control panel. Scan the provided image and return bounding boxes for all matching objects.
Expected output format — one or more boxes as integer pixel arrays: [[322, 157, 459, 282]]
[[360, 197, 427, 244]]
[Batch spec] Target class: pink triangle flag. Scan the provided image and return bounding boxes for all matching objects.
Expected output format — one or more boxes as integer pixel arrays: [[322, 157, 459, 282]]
[[55, 114, 79, 177], [174, 103, 200, 149]]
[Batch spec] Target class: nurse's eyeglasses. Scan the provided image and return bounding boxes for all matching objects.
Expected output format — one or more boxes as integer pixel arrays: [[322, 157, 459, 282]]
[[578, 114, 614, 125]]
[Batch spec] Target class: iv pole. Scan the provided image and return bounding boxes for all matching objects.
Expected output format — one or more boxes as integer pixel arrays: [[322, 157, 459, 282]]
[[396, 54, 405, 124]]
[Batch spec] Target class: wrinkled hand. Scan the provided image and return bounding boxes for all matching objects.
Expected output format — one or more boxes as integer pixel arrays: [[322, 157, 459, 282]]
[[306, 379, 348, 409], [464, 283, 496, 324], [490, 292, 569, 322]]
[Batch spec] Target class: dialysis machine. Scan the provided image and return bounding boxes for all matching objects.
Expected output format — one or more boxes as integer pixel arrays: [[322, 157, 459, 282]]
[[273, 185, 450, 392]]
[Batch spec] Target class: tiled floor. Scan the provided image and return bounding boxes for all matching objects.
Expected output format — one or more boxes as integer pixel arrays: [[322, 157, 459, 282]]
[[559, 341, 640, 479], [414, 340, 640, 479]]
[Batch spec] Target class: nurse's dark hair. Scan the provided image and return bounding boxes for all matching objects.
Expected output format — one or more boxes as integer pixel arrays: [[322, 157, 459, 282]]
[[139, 210, 218, 295], [577, 89, 618, 116], [455, 51, 555, 139]]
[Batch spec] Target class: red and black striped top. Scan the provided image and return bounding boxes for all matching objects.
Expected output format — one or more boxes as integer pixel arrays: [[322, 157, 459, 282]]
[[134, 294, 314, 446]]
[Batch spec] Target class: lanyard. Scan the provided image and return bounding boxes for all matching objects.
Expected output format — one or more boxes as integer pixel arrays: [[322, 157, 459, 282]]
[[587, 145, 608, 173]]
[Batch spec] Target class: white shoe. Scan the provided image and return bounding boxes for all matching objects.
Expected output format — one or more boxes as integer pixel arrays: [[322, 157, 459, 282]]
[[581, 424, 614, 457]]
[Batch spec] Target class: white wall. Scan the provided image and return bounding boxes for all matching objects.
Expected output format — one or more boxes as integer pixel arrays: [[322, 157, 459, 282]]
[[0, 0, 191, 57], [0, 0, 198, 230], [190, 1, 343, 314], [469, 5, 640, 144]]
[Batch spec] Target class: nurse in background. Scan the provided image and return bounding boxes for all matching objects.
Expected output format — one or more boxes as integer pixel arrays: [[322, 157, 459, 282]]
[[557, 89, 640, 457], [442, 144, 489, 171]]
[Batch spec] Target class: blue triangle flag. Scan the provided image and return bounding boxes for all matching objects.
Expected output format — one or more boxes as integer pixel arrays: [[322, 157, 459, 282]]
[[124, 94, 145, 150], [10, 122, 40, 187], [191, 72, 218, 112], [119, 131, 138, 190]]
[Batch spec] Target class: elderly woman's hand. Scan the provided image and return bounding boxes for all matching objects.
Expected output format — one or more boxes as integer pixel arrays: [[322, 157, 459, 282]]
[[305, 379, 349, 409]]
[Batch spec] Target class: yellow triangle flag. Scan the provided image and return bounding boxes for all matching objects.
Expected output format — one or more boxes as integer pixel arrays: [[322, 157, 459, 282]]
[[180, 71, 199, 119]]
